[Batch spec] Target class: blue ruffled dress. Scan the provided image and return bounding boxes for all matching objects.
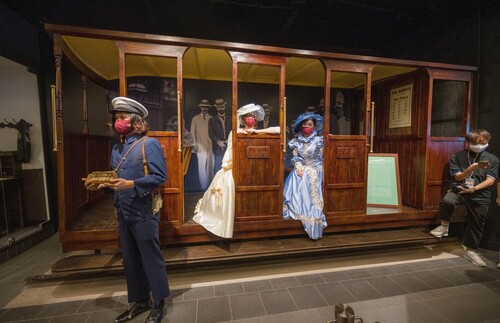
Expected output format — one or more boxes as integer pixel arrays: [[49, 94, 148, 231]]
[[283, 131, 327, 239]]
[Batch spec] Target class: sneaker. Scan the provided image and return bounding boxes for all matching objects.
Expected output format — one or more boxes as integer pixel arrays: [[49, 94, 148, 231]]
[[430, 225, 449, 238], [463, 250, 486, 267]]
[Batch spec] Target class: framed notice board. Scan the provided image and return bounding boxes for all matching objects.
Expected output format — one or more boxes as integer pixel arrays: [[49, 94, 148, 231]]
[[367, 153, 402, 208]]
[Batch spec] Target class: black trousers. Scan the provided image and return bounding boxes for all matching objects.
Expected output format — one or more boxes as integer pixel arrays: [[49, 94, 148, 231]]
[[439, 192, 489, 249], [119, 214, 170, 305]]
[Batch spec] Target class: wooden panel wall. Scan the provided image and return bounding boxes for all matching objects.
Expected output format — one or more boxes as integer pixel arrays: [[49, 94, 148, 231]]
[[147, 132, 182, 226], [372, 70, 429, 209], [324, 136, 367, 215], [63, 133, 88, 229], [63, 133, 110, 230], [425, 138, 465, 209], [233, 135, 283, 220]]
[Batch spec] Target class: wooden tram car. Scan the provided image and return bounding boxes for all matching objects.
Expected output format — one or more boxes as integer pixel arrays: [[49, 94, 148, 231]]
[[45, 24, 475, 252]]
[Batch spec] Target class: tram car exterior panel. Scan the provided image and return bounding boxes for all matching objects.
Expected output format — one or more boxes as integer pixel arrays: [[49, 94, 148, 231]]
[[45, 24, 475, 251]]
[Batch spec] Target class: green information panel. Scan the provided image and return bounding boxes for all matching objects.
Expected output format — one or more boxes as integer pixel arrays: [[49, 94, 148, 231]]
[[367, 153, 402, 208]]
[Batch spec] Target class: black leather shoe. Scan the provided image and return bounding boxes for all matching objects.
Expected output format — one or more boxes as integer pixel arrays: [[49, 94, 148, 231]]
[[115, 300, 152, 323], [145, 302, 165, 323]]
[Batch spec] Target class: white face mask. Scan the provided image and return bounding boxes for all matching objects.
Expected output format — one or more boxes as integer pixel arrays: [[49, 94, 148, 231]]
[[469, 143, 488, 153]]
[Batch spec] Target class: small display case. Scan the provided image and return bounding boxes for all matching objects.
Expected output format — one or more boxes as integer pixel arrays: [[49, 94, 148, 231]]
[[0, 151, 22, 178]]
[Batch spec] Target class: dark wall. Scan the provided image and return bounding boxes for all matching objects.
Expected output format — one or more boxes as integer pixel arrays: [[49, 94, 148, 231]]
[[0, 3, 39, 69], [478, 0, 500, 251]]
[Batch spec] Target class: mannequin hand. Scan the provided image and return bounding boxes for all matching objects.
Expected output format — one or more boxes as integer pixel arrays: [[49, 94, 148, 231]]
[[104, 178, 134, 191]]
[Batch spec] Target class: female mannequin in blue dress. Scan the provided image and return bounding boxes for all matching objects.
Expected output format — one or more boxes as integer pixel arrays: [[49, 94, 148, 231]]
[[283, 112, 327, 240], [193, 103, 280, 238]]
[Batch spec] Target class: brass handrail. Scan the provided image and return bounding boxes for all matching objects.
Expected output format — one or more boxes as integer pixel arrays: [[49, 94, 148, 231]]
[[51, 85, 57, 152], [283, 96, 287, 153], [177, 90, 182, 153], [370, 101, 375, 153]]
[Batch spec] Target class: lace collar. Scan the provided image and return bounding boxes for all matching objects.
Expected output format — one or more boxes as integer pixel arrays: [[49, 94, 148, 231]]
[[297, 131, 318, 143]]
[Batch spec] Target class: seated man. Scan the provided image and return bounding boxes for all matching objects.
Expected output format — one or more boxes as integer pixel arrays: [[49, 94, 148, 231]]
[[430, 129, 498, 267]]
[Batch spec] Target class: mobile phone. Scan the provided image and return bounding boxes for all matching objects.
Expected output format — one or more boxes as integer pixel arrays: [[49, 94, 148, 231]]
[[478, 160, 490, 166]]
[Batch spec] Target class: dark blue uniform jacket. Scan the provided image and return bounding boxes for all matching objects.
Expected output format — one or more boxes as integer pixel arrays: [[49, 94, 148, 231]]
[[110, 134, 167, 222]]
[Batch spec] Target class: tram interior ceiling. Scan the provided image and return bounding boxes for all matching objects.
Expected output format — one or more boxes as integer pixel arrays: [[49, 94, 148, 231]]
[[43, 23, 474, 252]]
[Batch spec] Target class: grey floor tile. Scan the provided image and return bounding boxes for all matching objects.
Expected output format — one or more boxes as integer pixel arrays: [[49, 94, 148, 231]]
[[365, 276, 408, 297], [341, 278, 384, 301], [227, 317, 263, 323], [36, 300, 84, 318], [77, 296, 118, 313], [315, 282, 356, 305], [230, 292, 266, 320], [0, 304, 46, 322], [432, 267, 476, 286], [355, 301, 448, 323], [409, 260, 442, 271], [260, 289, 298, 315], [448, 291, 500, 322], [389, 272, 433, 293], [424, 296, 478, 322], [366, 265, 395, 276], [85, 308, 123, 323], [313, 306, 337, 323], [457, 266, 500, 283], [243, 280, 273, 293], [168, 288, 186, 303], [426, 258, 459, 269], [344, 268, 373, 279], [288, 285, 328, 310], [295, 273, 325, 286], [387, 263, 416, 273], [269, 276, 300, 289], [446, 257, 471, 266], [197, 296, 231, 323], [278, 310, 310, 323], [411, 269, 455, 289], [164, 300, 197, 323], [320, 270, 350, 282], [215, 282, 244, 296], [182, 286, 214, 300], [114, 295, 130, 309], [45, 312, 91, 323]]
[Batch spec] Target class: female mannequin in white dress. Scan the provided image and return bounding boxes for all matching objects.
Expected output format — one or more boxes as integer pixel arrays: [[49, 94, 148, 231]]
[[193, 104, 280, 238]]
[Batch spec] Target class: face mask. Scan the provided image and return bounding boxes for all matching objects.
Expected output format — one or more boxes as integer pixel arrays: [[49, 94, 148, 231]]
[[302, 126, 314, 136], [244, 117, 256, 128], [115, 119, 133, 135], [469, 143, 488, 153]]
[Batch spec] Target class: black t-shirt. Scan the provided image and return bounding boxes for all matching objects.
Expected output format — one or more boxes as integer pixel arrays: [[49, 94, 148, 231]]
[[449, 149, 499, 203]]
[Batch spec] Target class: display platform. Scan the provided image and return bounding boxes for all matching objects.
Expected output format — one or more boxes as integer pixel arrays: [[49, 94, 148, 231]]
[[25, 227, 459, 283]]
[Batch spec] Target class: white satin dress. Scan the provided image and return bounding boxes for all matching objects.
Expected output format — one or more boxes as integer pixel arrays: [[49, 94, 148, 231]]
[[193, 132, 235, 238]]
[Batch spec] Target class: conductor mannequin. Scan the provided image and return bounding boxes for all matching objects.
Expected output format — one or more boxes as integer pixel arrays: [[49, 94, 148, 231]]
[[84, 97, 169, 323]]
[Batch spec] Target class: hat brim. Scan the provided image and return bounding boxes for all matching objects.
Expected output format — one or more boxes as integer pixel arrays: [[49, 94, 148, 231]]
[[111, 97, 148, 118], [293, 112, 323, 133]]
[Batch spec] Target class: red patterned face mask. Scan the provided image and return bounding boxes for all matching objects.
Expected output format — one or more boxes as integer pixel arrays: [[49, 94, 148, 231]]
[[244, 117, 256, 128], [302, 126, 314, 136], [115, 119, 133, 135]]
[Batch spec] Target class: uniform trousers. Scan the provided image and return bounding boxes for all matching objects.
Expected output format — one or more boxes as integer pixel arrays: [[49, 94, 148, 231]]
[[439, 192, 489, 250], [118, 214, 170, 305]]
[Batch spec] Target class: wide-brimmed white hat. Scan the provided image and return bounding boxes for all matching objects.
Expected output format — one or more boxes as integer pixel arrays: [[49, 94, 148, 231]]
[[237, 103, 265, 128]]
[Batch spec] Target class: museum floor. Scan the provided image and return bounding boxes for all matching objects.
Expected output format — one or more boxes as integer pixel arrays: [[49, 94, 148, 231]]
[[0, 233, 500, 323]]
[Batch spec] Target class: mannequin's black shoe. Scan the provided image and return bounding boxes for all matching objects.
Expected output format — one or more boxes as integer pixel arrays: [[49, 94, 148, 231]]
[[115, 300, 152, 323], [145, 301, 165, 323]]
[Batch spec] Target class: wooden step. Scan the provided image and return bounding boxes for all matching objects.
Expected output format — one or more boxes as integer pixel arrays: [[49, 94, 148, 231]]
[[26, 228, 454, 283]]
